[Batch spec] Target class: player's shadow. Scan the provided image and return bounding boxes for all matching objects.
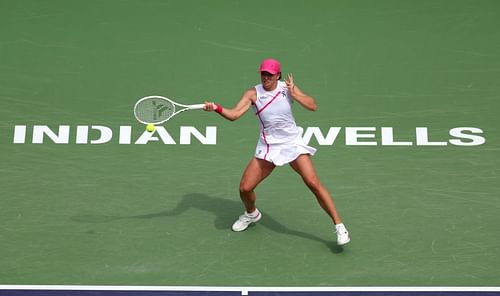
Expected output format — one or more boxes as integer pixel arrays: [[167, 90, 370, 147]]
[[71, 193, 343, 253]]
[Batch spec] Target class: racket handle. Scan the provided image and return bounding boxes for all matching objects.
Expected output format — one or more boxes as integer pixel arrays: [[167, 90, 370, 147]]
[[188, 104, 206, 110]]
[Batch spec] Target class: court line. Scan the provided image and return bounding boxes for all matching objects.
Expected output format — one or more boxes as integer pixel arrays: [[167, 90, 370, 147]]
[[1, 285, 499, 293]]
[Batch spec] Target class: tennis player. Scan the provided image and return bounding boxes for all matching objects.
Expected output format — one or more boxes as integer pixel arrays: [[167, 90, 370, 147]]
[[204, 58, 350, 245]]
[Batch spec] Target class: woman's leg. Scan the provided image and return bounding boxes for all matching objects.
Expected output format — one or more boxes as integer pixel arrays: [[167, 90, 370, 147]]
[[239, 157, 276, 213], [289, 154, 342, 224]]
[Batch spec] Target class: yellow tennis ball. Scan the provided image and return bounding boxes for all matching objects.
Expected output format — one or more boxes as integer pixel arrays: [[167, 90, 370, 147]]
[[146, 124, 155, 132]]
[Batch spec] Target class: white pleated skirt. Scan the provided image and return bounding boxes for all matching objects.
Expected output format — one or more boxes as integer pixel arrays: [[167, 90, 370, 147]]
[[254, 128, 316, 166]]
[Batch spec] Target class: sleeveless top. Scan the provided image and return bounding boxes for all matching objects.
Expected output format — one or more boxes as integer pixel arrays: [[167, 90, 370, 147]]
[[253, 81, 301, 144]]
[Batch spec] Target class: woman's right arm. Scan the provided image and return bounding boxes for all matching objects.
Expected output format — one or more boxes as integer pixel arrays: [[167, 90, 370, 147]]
[[204, 88, 256, 121]]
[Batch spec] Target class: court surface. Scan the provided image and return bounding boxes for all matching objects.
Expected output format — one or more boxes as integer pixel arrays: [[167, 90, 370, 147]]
[[1, 0, 499, 289]]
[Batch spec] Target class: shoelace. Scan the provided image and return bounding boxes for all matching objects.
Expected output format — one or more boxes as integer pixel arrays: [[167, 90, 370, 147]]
[[240, 213, 259, 223], [335, 226, 347, 234]]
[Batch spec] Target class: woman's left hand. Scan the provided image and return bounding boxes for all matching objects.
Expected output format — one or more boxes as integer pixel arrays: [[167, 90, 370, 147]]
[[284, 73, 295, 91]]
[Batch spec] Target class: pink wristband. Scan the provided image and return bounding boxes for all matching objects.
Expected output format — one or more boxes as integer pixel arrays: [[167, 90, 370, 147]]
[[214, 104, 223, 113]]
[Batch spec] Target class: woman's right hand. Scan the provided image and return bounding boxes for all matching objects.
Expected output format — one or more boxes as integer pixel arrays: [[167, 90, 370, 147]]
[[203, 101, 216, 112]]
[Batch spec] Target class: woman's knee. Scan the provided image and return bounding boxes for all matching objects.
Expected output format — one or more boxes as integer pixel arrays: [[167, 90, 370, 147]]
[[239, 181, 255, 194], [303, 176, 322, 192]]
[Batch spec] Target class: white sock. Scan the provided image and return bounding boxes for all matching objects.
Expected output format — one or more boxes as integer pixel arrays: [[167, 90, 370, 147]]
[[246, 208, 260, 218]]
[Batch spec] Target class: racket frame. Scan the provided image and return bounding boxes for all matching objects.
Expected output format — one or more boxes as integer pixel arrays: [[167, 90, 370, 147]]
[[133, 95, 205, 125]]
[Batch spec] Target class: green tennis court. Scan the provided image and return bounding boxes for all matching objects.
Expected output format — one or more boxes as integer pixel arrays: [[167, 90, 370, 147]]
[[1, 0, 499, 287]]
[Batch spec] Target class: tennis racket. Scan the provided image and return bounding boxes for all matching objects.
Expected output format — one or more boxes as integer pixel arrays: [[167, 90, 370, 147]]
[[133, 95, 205, 125]]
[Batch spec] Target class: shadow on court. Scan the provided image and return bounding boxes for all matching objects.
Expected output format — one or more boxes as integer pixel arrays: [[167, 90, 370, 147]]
[[71, 193, 343, 253]]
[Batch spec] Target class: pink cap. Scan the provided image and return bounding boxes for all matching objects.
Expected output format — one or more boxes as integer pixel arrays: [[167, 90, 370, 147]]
[[259, 58, 281, 74]]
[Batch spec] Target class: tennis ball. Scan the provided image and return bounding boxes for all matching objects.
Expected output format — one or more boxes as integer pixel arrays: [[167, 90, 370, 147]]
[[146, 124, 155, 132]]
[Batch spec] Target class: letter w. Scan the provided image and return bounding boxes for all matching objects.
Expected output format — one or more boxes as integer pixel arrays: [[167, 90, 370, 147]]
[[302, 127, 341, 145]]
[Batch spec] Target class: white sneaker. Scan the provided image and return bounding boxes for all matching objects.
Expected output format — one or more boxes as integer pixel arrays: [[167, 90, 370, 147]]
[[335, 223, 350, 245], [232, 209, 262, 232]]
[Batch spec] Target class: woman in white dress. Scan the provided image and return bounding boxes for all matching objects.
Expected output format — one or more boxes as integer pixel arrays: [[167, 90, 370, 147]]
[[204, 58, 350, 245]]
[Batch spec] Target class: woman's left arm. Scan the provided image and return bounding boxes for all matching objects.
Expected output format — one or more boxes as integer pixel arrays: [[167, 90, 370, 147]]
[[284, 73, 318, 111]]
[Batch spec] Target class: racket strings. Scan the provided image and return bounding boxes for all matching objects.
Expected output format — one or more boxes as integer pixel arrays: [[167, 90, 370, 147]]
[[135, 98, 175, 124]]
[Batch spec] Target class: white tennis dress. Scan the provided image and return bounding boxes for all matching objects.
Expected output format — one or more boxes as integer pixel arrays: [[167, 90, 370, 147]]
[[253, 81, 316, 166]]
